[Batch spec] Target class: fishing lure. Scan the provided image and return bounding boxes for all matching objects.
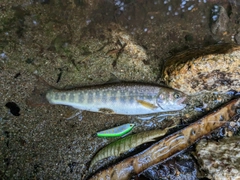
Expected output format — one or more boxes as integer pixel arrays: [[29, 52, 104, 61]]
[[97, 123, 135, 138], [90, 125, 177, 168]]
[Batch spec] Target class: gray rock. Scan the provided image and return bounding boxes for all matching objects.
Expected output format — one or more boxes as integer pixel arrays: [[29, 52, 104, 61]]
[[235, 32, 240, 44], [211, 5, 229, 35]]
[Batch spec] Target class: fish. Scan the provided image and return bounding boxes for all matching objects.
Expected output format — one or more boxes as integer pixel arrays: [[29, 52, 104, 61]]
[[86, 98, 240, 180], [97, 123, 135, 138], [90, 125, 176, 168], [45, 82, 187, 115]]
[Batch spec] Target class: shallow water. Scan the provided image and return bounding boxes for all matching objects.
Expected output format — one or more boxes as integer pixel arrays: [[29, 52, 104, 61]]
[[0, 0, 239, 179]]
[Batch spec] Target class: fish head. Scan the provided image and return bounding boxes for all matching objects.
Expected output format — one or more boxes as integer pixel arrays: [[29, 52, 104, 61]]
[[156, 89, 187, 110]]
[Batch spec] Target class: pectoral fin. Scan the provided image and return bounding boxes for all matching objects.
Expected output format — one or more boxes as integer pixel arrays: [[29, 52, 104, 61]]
[[137, 100, 158, 109]]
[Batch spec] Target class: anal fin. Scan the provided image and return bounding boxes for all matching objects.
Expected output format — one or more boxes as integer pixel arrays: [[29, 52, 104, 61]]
[[98, 108, 115, 114]]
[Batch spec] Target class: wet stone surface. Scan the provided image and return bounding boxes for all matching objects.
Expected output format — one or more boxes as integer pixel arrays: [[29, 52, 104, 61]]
[[162, 44, 240, 95], [210, 5, 229, 35], [196, 135, 240, 180], [235, 32, 240, 44], [138, 153, 198, 180], [0, 0, 240, 179]]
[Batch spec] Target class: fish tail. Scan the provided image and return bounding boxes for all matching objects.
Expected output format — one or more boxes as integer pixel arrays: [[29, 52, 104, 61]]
[[26, 75, 53, 107]]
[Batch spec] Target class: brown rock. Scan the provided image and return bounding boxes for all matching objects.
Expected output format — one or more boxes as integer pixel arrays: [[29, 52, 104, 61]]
[[196, 136, 240, 180], [162, 44, 240, 95]]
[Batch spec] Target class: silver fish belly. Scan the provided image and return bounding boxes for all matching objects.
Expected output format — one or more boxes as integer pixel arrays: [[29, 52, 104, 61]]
[[46, 83, 186, 115]]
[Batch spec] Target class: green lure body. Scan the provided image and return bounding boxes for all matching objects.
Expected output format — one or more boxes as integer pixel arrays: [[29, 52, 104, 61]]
[[97, 123, 135, 138]]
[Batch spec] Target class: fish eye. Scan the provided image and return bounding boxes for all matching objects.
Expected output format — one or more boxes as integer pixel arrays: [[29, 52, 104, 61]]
[[174, 93, 180, 99]]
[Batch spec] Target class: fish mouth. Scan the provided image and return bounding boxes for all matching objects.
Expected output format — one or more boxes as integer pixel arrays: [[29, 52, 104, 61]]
[[176, 96, 187, 105]]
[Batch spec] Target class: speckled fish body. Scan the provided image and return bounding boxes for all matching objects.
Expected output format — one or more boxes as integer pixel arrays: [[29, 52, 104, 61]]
[[46, 83, 186, 115]]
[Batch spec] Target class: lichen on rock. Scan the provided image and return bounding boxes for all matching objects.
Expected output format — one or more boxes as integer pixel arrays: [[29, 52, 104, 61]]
[[162, 44, 240, 95], [196, 135, 240, 180]]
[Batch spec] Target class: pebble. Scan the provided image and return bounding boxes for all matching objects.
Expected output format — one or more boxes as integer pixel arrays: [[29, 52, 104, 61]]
[[235, 32, 240, 44], [210, 5, 229, 35]]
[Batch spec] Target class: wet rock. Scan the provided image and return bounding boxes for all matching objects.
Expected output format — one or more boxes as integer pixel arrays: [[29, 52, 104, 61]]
[[235, 32, 240, 44], [138, 153, 197, 180], [105, 24, 149, 70], [196, 136, 240, 180], [210, 5, 229, 35], [162, 44, 240, 95]]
